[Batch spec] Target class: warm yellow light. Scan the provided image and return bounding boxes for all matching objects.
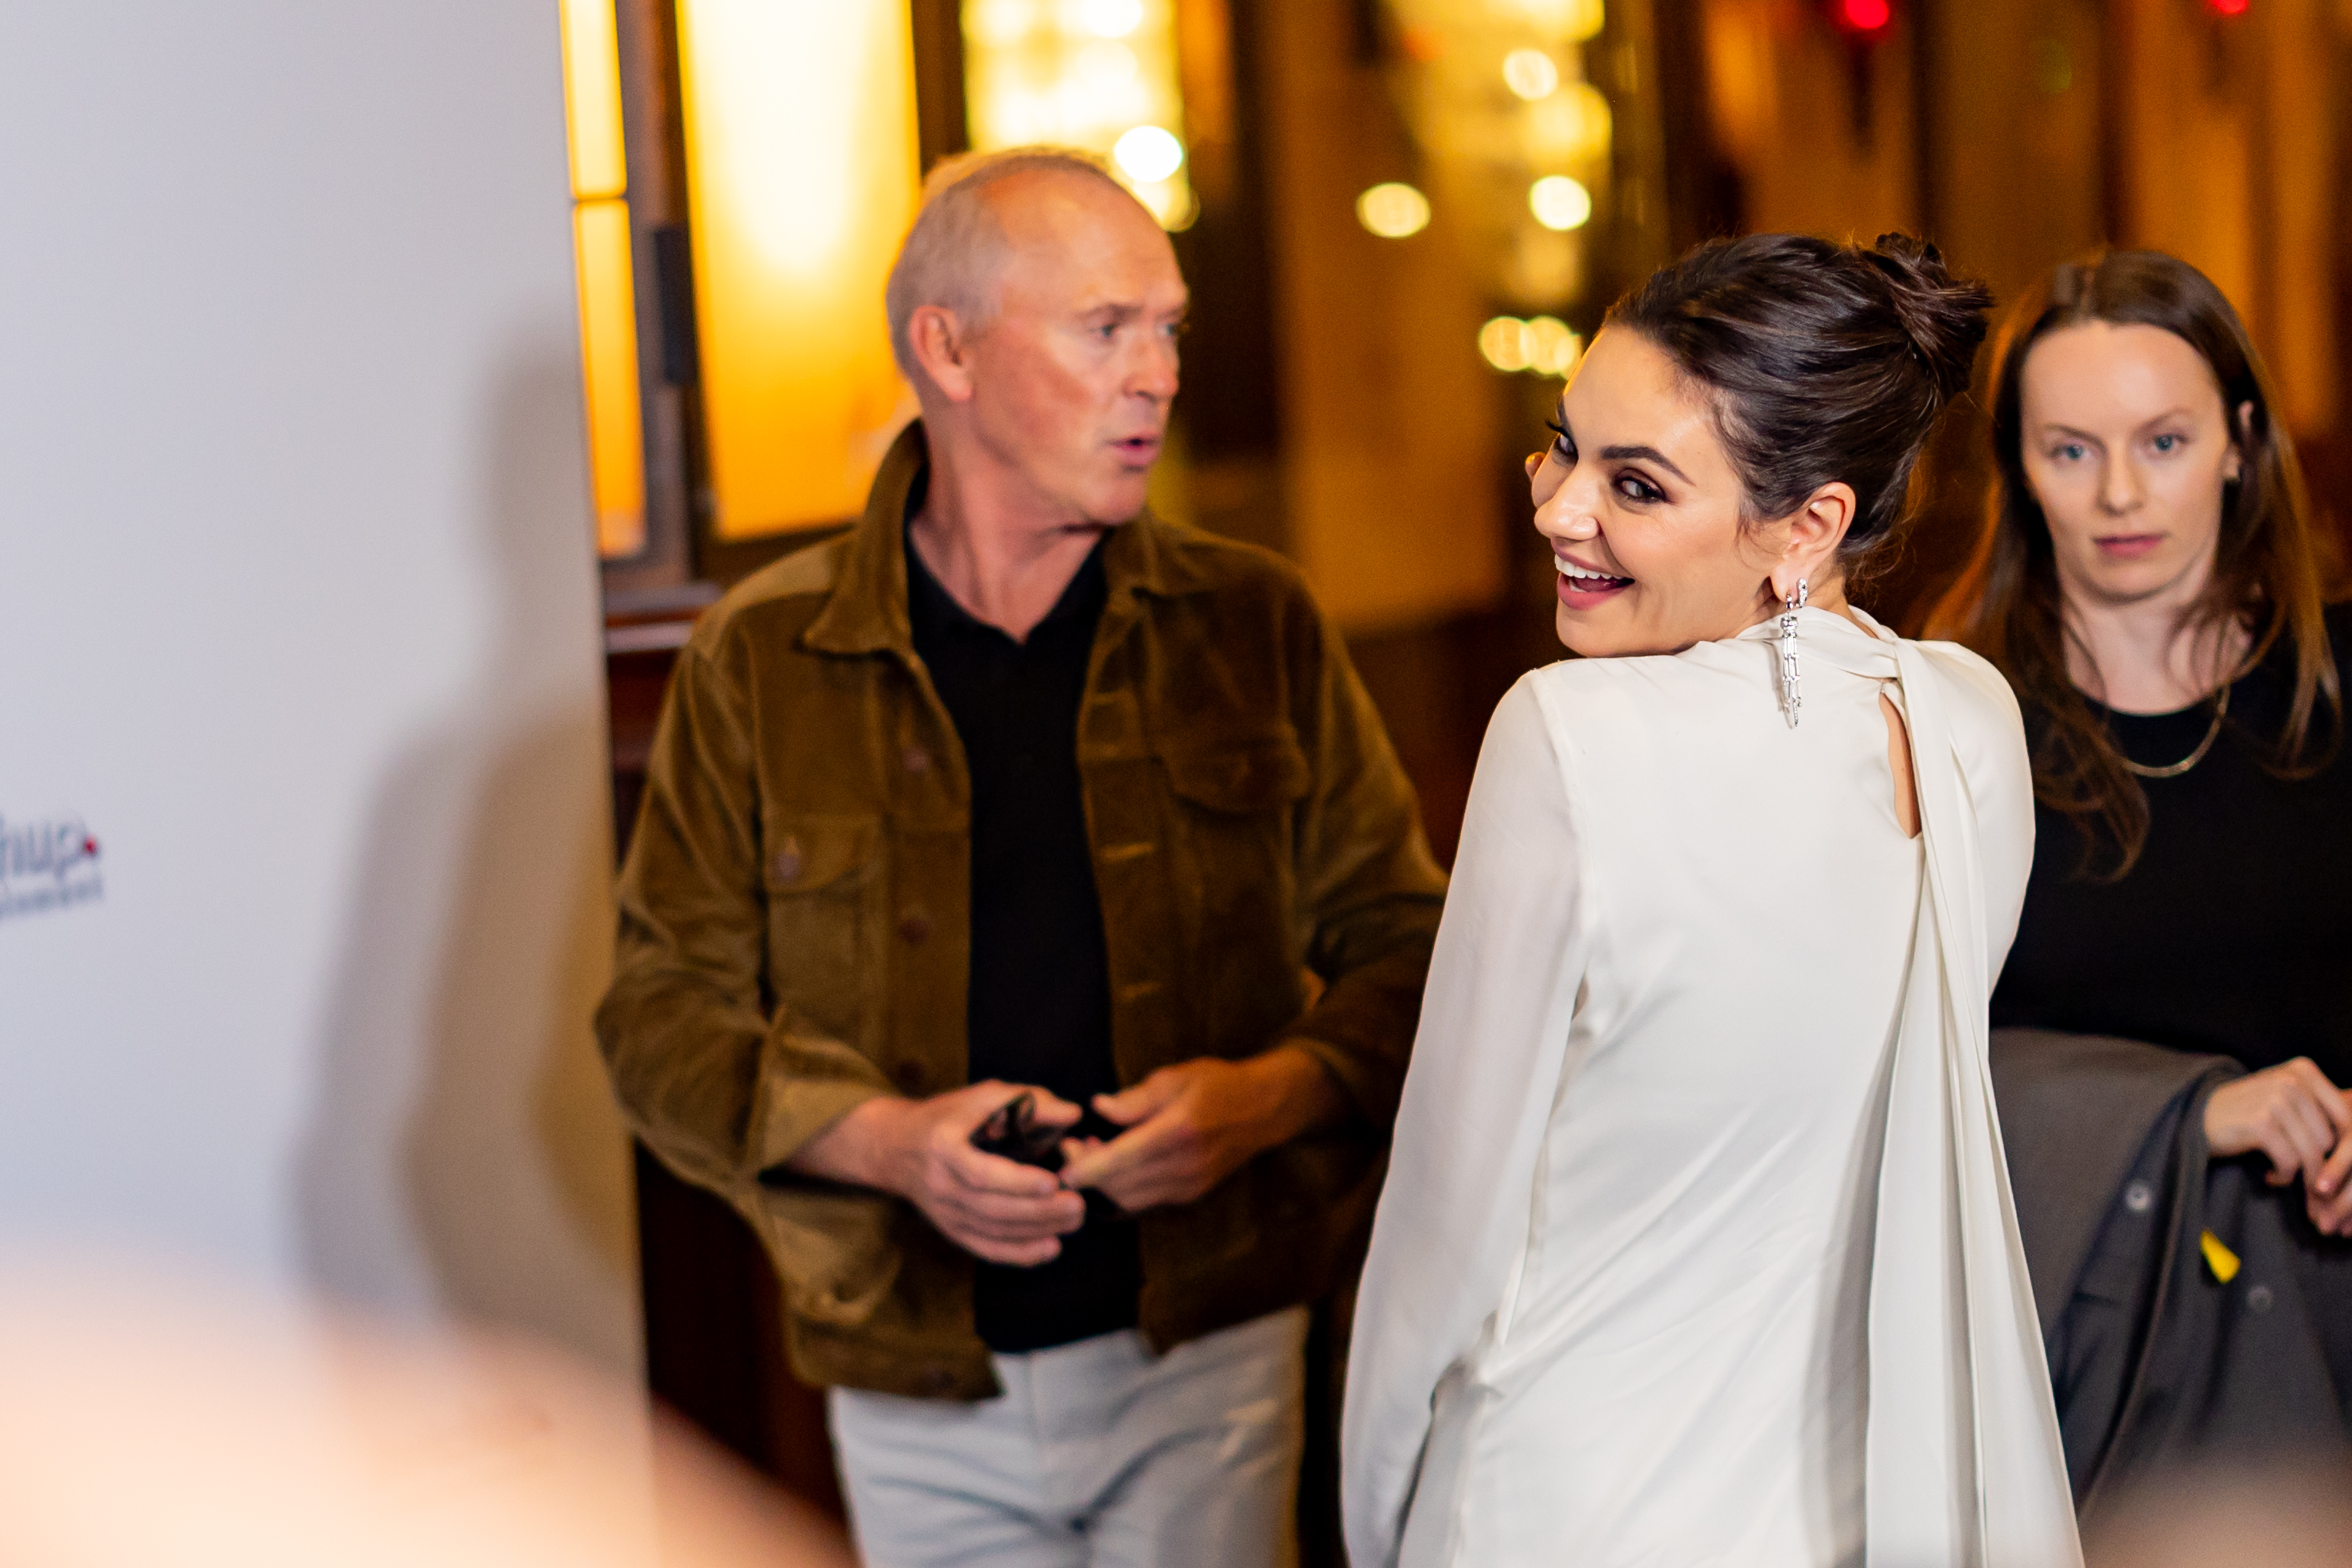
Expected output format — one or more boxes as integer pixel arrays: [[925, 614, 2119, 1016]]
[[1477, 315, 1581, 376], [1479, 317, 1535, 372], [558, 0, 627, 201], [1502, 49, 1560, 101], [559, 0, 640, 559], [968, 0, 1034, 47], [572, 200, 646, 556], [965, 0, 1192, 229], [1505, 0, 1606, 43], [1526, 82, 1612, 164], [1526, 316, 1582, 376], [1077, 40, 1141, 89], [677, 0, 921, 536], [1075, 0, 1146, 37], [1529, 174, 1593, 230], [1114, 124, 1185, 183], [1357, 182, 1432, 238]]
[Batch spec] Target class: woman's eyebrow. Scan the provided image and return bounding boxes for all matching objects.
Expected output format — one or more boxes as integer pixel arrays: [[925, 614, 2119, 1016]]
[[1601, 444, 1692, 484]]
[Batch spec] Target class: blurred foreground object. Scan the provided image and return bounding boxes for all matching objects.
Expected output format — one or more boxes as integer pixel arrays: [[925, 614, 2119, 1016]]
[[2086, 1466, 2352, 1567], [0, 1262, 851, 1568]]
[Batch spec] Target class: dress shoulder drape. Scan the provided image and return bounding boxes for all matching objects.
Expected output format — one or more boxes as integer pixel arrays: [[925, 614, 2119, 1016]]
[[1340, 611, 2080, 1568]]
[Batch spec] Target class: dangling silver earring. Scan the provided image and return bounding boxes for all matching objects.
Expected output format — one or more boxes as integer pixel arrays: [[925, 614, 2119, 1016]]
[[1777, 578, 1808, 729]]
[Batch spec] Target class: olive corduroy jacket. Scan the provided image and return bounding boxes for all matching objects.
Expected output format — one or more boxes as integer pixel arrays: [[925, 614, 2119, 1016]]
[[595, 423, 1446, 1399]]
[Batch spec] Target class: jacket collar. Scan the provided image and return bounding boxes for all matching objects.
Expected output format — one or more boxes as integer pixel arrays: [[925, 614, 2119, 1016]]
[[802, 419, 1204, 657]]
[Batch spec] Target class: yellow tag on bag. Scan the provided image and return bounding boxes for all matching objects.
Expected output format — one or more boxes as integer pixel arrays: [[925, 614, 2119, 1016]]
[[2200, 1229, 2241, 1284]]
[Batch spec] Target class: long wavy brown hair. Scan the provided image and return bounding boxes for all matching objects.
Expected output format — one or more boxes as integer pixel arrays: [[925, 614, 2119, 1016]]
[[1926, 250, 2341, 877]]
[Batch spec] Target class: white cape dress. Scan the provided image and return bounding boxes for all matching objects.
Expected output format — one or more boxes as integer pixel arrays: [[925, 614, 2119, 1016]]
[[1341, 610, 2082, 1568]]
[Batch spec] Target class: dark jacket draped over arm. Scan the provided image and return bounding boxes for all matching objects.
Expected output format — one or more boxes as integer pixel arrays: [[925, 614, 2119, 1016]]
[[1991, 1027, 2352, 1516]]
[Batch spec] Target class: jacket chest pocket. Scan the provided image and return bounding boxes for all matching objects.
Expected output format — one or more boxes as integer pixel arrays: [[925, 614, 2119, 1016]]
[[1157, 734, 1312, 921], [763, 814, 881, 1043]]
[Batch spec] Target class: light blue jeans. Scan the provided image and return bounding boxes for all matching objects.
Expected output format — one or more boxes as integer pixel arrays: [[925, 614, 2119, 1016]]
[[829, 1307, 1308, 1568]]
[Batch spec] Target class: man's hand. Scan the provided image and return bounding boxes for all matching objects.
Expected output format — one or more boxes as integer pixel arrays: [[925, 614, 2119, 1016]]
[[790, 1082, 1087, 1265], [2203, 1058, 2352, 1235], [1057, 1045, 1346, 1213]]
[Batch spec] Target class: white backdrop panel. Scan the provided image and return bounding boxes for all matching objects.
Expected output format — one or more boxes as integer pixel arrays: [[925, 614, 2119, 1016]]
[[0, 1, 637, 1372]]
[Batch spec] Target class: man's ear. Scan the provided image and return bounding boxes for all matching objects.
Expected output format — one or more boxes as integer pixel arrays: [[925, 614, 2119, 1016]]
[[1770, 482, 1856, 599], [908, 305, 980, 403]]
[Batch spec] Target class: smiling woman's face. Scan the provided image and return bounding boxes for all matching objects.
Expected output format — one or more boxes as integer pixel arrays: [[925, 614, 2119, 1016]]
[[1531, 327, 1785, 657], [2017, 320, 2244, 611]]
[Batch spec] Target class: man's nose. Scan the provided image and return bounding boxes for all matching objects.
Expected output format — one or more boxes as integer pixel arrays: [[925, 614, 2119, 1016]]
[[1127, 333, 1179, 402]]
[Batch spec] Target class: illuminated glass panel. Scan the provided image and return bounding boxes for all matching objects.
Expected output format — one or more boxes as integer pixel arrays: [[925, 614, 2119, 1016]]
[[559, 0, 627, 200], [676, 0, 923, 537], [557, 0, 646, 560], [573, 199, 647, 558]]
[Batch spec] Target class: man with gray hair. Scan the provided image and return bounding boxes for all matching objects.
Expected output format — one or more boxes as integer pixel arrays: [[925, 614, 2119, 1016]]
[[598, 148, 1444, 1567]]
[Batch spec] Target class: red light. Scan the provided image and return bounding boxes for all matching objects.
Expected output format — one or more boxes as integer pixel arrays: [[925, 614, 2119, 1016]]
[[2206, 0, 2249, 13], [1840, 0, 1892, 30]]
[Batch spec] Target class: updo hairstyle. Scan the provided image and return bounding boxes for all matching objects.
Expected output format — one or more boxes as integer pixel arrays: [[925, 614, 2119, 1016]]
[[1608, 232, 1994, 579]]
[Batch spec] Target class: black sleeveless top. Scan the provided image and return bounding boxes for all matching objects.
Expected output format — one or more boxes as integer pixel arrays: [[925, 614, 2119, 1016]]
[[1990, 604, 2352, 1086]]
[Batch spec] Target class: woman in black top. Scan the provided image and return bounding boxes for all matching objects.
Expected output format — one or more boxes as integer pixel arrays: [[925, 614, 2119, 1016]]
[[1932, 250, 2350, 1501], [1991, 599, 2352, 1096], [1935, 250, 2351, 1229]]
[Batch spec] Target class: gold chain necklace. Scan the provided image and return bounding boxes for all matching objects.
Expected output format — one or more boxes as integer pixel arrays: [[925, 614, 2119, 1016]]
[[2118, 681, 2232, 779]]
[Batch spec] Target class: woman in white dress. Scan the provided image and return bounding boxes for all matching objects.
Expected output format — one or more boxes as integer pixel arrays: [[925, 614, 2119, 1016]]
[[1342, 235, 2083, 1568]]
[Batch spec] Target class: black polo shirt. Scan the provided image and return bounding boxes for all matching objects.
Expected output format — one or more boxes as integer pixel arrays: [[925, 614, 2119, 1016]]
[[904, 525, 1141, 1353]]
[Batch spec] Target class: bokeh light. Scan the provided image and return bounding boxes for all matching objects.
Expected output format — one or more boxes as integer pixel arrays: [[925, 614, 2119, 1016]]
[[965, 0, 1032, 47], [1526, 316, 1582, 376], [1504, 0, 1607, 44], [1525, 82, 1613, 163], [1479, 317, 1534, 373], [1528, 174, 1593, 230], [963, 0, 1192, 229], [1357, 182, 1432, 238], [1077, 40, 1141, 90], [1839, 0, 1892, 31], [1503, 49, 1561, 101], [1113, 124, 1185, 182], [1479, 315, 1585, 376], [1075, 0, 1146, 37]]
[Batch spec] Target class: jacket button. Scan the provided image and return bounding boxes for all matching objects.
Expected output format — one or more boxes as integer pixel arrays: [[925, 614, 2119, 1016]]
[[898, 907, 933, 944], [916, 1366, 958, 1397], [893, 1062, 926, 1094], [903, 744, 931, 774]]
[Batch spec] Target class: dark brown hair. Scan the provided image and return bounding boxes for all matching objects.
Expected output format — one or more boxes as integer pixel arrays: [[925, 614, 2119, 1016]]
[[1608, 232, 1993, 579], [1925, 249, 2340, 877]]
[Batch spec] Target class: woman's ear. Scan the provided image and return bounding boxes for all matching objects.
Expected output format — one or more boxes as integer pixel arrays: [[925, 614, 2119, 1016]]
[[2225, 398, 2254, 482], [1770, 482, 1857, 599]]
